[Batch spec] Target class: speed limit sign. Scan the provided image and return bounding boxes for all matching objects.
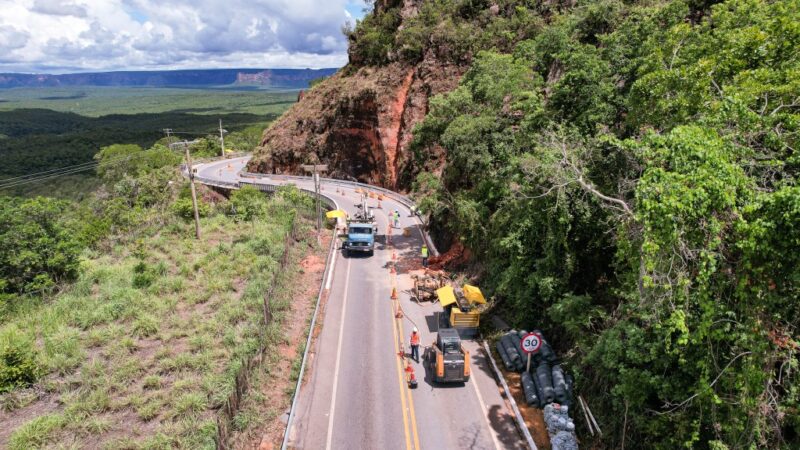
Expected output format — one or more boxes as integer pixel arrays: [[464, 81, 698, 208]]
[[520, 332, 543, 354]]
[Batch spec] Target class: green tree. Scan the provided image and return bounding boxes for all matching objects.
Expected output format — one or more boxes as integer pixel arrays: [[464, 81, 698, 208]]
[[0, 196, 83, 294]]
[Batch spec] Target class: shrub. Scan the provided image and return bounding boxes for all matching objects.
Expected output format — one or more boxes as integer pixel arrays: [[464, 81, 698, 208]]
[[0, 196, 84, 295], [172, 197, 211, 220], [0, 330, 40, 393], [229, 185, 269, 221]]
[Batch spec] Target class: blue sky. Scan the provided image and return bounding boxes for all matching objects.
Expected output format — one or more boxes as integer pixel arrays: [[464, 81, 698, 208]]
[[0, 0, 370, 73]]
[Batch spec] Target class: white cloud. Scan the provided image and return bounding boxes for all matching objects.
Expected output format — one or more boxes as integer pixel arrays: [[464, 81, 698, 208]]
[[0, 26, 30, 53], [0, 0, 365, 73], [31, 0, 88, 17]]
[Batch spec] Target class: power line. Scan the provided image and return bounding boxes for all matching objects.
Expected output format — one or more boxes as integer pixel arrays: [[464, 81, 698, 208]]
[[0, 163, 102, 190], [0, 159, 102, 183], [0, 150, 160, 190]]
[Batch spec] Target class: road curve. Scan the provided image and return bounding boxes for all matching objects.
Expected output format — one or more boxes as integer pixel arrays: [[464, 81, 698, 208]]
[[193, 156, 526, 450]]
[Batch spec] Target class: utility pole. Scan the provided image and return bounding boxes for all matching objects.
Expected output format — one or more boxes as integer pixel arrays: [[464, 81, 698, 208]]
[[301, 164, 328, 233], [218, 119, 226, 158], [169, 136, 202, 240]]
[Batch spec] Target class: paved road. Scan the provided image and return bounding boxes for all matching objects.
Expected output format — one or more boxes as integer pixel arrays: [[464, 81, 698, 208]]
[[194, 156, 526, 450]]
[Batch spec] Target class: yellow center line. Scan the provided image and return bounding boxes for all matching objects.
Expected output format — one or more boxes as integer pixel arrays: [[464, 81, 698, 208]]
[[390, 283, 413, 450], [383, 205, 413, 450], [384, 206, 421, 450], [395, 312, 421, 450]]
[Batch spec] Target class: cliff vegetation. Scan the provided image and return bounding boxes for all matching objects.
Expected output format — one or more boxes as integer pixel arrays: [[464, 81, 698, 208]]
[[254, 0, 800, 448]]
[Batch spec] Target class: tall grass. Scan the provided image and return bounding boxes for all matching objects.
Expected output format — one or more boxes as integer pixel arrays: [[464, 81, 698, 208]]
[[1, 192, 315, 448]]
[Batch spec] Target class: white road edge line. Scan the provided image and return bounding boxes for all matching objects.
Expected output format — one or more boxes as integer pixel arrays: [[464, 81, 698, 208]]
[[324, 226, 339, 291], [470, 362, 502, 450], [325, 257, 352, 450]]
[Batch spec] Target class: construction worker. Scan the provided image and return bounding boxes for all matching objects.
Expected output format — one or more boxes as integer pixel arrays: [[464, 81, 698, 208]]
[[421, 245, 429, 268], [410, 327, 421, 362], [393, 210, 400, 228]]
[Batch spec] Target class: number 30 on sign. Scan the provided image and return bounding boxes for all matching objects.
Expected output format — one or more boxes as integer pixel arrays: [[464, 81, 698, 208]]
[[520, 332, 542, 354]]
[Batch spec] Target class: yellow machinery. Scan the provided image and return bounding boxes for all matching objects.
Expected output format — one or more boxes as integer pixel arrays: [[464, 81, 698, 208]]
[[435, 284, 486, 338], [426, 328, 470, 383]]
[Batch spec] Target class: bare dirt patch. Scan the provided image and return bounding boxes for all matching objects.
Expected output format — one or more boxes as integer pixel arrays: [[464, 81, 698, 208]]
[[0, 391, 59, 445], [500, 364, 552, 450]]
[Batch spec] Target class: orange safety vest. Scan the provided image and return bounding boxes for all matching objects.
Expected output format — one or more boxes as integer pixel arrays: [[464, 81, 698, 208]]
[[410, 332, 420, 345]]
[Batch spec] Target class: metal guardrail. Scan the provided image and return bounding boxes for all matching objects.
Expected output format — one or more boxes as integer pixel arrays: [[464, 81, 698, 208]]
[[241, 171, 416, 209], [281, 225, 338, 450]]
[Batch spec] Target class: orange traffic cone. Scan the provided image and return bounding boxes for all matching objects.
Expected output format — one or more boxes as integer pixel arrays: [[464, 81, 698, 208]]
[[391, 287, 398, 300], [392, 251, 397, 261], [406, 364, 418, 388], [395, 307, 404, 318], [377, 200, 382, 209], [390, 265, 396, 274]]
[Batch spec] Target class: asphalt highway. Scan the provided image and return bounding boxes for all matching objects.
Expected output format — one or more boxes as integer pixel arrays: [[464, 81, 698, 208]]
[[194, 156, 526, 450]]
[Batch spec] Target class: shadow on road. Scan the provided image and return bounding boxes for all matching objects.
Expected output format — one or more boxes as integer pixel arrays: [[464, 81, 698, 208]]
[[423, 313, 448, 334]]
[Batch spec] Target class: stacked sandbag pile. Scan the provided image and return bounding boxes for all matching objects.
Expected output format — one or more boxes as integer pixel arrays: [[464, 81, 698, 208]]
[[497, 330, 572, 407], [495, 329, 579, 446], [543, 404, 579, 450]]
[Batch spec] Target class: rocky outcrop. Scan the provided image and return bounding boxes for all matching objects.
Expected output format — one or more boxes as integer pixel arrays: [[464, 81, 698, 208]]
[[248, 0, 466, 190], [248, 56, 464, 190]]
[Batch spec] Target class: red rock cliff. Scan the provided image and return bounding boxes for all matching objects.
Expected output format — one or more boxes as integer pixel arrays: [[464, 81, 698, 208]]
[[247, 1, 466, 190]]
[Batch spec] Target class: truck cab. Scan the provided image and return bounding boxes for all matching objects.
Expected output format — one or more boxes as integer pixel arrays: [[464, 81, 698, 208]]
[[344, 221, 375, 256], [426, 328, 470, 383]]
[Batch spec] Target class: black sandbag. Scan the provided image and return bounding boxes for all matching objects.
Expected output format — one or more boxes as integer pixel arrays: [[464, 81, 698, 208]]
[[552, 364, 569, 405], [501, 334, 521, 363], [495, 341, 513, 371], [540, 340, 556, 364], [531, 366, 546, 408], [536, 362, 555, 404], [521, 371, 539, 406]]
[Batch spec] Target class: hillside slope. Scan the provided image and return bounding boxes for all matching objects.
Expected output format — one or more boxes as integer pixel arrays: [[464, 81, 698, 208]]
[[251, 1, 800, 449], [249, 0, 523, 188]]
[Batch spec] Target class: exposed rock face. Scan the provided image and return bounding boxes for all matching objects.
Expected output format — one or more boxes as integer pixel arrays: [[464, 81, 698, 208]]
[[248, 2, 466, 190]]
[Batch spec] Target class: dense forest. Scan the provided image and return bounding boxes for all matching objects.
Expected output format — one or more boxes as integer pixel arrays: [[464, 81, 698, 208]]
[[0, 109, 272, 179], [347, 0, 799, 448]]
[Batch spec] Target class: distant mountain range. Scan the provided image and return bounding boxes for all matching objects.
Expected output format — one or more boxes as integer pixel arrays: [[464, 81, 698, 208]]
[[0, 68, 339, 89]]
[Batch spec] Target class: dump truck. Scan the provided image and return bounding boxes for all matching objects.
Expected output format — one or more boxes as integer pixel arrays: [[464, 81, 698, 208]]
[[435, 284, 486, 338], [343, 221, 375, 256], [425, 328, 470, 383]]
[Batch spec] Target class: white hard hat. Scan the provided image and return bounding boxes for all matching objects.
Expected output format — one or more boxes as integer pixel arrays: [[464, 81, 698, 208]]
[[413, 327, 418, 333]]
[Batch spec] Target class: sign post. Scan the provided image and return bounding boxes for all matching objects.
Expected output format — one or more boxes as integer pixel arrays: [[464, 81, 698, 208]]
[[520, 332, 543, 372], [300, 164, 329, 233]]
